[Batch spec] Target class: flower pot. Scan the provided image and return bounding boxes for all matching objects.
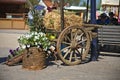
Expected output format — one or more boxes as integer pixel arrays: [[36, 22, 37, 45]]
[[6, 53, 23, 66], [22, 47, 46, 70]]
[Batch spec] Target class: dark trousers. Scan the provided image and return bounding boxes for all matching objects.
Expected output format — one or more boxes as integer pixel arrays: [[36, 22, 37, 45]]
[[90, 37, 99, 61]]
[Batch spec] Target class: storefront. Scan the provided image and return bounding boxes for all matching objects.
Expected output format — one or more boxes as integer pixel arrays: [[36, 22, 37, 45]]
[[0, 0, 29, 29]]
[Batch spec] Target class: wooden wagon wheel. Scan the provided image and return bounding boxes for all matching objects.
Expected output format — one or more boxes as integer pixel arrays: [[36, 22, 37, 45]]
[[56, 25, 90, 65]]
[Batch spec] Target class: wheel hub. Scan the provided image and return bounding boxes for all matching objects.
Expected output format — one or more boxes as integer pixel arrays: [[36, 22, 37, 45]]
[[70, 40, 77, 49]]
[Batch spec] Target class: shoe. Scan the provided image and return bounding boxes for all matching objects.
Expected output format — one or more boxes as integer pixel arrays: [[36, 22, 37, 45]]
[[89, 59, 99, 62]]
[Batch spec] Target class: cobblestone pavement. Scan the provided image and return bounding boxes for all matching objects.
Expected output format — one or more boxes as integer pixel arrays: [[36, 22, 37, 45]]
[[0, 30, 120, 80]]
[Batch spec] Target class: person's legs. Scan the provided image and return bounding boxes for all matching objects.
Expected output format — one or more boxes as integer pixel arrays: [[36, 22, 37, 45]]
[[90, 38, 99, 61]]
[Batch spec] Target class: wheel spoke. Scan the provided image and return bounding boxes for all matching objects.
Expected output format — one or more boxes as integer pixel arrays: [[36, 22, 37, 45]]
[[76, 33, 84, 41], [75, 49, 82, 59], [69, 50, 73, 62], [78, 39, 87, 44], [79, 48, 85, 54], [57, 26, 90, 65], [76, 49, 81, 55], [77, 45, 86, 49], [70, 29, 74, 41], [74, 30, 79, 41], [79, 33, 84, 39], [73, 50, 79, 60], [66, 36, 71, 42], [74, 53, 78, 60], [61, 46, 70, 52], [63, 49, 71, 59], [61, 41, 70, 45]]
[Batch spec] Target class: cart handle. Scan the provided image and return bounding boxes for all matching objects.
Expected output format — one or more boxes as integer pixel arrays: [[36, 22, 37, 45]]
[[82, 24, 102, 28]]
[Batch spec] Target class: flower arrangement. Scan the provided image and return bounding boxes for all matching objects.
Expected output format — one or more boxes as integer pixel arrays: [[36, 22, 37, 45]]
[[18, 31, 50, 51], [6, 0, 52, 67], [8, 47, 23, 59]]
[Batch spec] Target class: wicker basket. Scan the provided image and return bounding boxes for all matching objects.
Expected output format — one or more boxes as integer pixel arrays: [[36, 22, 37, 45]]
[[6, 53, 23, 66], [22, 47, 46, 70]]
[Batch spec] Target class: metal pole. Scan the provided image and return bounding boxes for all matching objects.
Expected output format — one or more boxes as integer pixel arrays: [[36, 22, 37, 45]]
[[60, 0, 64, 31], [90, 0, 96, 24], [90, 0, 99, 61], [86, 0, 89, 23]]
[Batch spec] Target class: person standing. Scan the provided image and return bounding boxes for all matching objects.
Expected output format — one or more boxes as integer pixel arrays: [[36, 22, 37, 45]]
[[109, 12, 118, 25], [96, 13, 110, 25], [28, 7, 33, 26]]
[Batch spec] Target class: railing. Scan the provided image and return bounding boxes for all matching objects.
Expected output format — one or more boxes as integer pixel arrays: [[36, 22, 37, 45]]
[[98, 25, 120, 46]]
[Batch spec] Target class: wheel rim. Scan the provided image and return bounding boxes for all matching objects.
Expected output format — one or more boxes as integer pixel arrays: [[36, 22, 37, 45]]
[[57, 25, 90, 65]]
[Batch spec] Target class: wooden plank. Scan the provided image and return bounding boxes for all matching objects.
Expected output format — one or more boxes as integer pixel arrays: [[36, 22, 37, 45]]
[[98, 35, 120, 38], [0, 18, 26, 29], [101, 25, 120, 28], [83, 24, 102, 28], [98, 41, 120, 46], [99, 41, 120, 43], [0, 19, 12, 29], [98, 32, 120, 35], [98, 38, 120, 41], [98, 28, 120, 33], [12, 20, 25, 29]]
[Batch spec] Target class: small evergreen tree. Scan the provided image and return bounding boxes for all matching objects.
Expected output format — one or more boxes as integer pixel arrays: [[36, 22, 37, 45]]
[[26, 0, 46, 32]]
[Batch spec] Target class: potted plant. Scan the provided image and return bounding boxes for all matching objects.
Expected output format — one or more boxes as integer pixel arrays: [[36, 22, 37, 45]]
[[18, 31, 50, 70], [17, 0, 50, 70], [6, 0, 51, 70]]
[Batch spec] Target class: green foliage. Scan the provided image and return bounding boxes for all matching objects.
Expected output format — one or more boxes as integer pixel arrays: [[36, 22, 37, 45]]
[[26, 0, 46, 32], [25, 0, 39, 8], [18, 31, 50, 51], [28, 10, 46, 32], [20, 0, 50, 51]]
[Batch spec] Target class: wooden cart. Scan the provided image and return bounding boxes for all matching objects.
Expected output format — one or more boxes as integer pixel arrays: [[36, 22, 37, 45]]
[[47, 24, 101, 66], [44, 0, 101, 65], [6, 0, 102, 66]]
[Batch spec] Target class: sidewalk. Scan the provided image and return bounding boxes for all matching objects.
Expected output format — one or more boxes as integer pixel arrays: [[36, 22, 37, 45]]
[[0, 29, 28, 57], [0, 29, 120, 80]]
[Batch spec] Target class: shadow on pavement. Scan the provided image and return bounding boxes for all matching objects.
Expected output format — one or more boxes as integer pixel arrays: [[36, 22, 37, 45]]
[[100, 52, 120, 57], [0, 57, 7, 64], [100, 45, 120, 53]]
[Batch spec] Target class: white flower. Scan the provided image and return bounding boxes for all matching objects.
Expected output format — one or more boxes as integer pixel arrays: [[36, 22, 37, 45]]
[[37, 45, 40, 48], [27, 45, 30, 48], [44, 37, 48, 40], [39, 32, 45, 37], [43, 48, 47, 51], [22, 45, 26, 49], [49, 46, 55, 51], [18, 31, 50, 51], [26, 34, 31, 39], [42, 37, 46, 40], [34, 32, 38, 35], [18, 36, 21, 39], [31, 32, 34, 35], [35, 35, 39, 40], [35, 42, 38, 45]]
